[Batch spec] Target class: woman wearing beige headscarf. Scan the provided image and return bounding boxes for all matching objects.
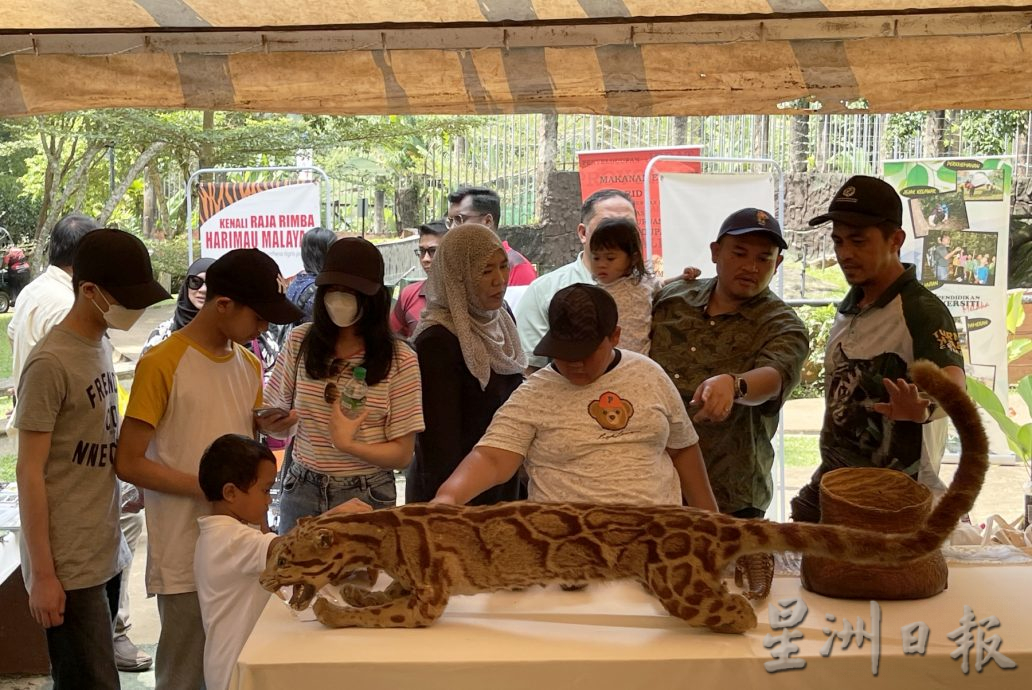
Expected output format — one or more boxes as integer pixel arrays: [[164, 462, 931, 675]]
[[407, 224, 527, 504]]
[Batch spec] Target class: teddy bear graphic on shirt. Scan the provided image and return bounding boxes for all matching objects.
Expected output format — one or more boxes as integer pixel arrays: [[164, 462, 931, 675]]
[[588, 391, 634, 431]]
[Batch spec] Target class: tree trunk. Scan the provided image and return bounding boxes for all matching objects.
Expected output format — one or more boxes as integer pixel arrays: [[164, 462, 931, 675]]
[[752, 115, 769, 159], [199, 111, 215, 171], [143, 161, 157, 238], [790, 114, 810, 173], [374, 182, 386, 234], [673, 116, 688, 145], [97, 142, 167, 226], [922, 110, 946, 158], [536, 113, 558, 223]]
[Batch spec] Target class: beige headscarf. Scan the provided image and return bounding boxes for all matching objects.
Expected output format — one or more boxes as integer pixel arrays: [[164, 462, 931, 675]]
[[414, 224, 527, 389]]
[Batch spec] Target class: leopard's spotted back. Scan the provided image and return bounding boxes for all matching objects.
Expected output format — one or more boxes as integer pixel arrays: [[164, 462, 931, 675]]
[[261, 362, 988, 634]]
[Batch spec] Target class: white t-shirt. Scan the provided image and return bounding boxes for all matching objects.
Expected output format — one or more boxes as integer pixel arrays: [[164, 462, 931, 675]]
[[479, 350, 698, 505], [8, 266, 75, 431], [195, 515, 277, 690], [125, 332, 263, 595], [600, 276, 659, 356]]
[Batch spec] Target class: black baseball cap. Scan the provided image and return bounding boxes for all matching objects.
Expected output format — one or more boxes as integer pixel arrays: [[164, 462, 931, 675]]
[[205, 248, 302, 324], [809, 175, 903, 228], [315, 237, 384, 295], [73, 228, 171, 309], [716, 208, 787, 250], [534, 283, 619, 361]]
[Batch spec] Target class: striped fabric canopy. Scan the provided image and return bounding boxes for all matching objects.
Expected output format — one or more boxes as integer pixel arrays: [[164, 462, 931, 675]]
[[2, 1, 1031, 116]]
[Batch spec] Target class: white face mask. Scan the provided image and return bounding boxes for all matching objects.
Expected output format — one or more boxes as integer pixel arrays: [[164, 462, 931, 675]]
[[324, 292, 362, 328], [91, 290, 146, 331]]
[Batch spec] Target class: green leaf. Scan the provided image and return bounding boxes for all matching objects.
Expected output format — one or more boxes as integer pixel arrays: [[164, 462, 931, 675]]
[[1009, 338, 1032, 363], [983, 158, 999, 170], [1006, 291, 1026, 334], [967, 375, 1021, 436], [1018, 375, 1032, 420], [906, 166, 929, 187], [937, 166, 956, 184], [1017, 423, 1032, 463]]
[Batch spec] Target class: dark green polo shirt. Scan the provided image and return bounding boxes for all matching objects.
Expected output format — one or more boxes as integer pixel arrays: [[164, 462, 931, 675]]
[[651, 278, 809, 513]]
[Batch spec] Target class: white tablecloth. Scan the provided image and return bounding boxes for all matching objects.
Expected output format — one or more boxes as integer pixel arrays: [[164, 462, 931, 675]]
[[232, 566, 1030, 690]]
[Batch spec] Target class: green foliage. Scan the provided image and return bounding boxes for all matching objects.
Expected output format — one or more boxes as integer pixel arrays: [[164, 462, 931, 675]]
[[0, 455, 15, 483], [885, 112, 924, 143], [959, 111, 1027, 156], [146, 235, 201, 292], [790, 303, 837, 399], [0, 313, 12, 381], [967, 375, 1031, 477], [1007, 290, 1032, 363]]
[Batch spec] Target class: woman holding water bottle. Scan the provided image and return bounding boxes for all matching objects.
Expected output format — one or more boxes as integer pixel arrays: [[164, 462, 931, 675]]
[[265, 237, 425, 534], [406, 224, 527, 505]]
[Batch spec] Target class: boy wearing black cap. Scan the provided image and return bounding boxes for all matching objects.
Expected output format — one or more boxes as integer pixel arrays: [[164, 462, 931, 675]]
[[434, 283, 718, 511], [790, 176, 965, 523], [650, 208, 809, 519], [115, 248, 301, 690], [16, 229, 170, 689]]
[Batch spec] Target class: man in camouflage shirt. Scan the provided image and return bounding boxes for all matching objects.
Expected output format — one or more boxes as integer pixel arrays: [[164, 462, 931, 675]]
[[651, 208, 809, 518]]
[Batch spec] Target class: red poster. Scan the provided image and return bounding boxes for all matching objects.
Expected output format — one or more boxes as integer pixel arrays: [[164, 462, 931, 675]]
[[578, 146, 702, 269]]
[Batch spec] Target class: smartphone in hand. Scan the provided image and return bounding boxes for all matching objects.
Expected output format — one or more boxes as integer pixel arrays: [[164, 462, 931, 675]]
[[254, 407, 290, 422]]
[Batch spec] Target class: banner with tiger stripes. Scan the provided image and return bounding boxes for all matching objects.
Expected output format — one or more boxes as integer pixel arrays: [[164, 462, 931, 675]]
[[198, 181, 321, 277]]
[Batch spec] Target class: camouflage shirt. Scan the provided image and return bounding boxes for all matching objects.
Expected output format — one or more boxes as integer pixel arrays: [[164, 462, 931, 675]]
[[650, 278, 809, 513]]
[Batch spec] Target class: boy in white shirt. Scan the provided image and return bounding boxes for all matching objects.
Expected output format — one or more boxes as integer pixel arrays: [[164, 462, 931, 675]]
[[195, 434, 370, 690]]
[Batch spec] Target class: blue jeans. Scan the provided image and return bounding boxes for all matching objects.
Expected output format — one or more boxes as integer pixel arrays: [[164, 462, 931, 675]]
[[46, 574, 120, 690], [278, 463, 397, 534]]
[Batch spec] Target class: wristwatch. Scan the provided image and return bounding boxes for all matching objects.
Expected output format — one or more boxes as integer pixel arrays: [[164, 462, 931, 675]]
[[732, 375, 748, 400]]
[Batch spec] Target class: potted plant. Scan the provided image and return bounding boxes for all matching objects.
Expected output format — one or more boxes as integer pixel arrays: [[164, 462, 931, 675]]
[[966, 291, 1032, 527]]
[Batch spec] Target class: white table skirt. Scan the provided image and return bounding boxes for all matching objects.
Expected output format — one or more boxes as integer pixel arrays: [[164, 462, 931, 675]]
[[232, 565, 1030, 690]]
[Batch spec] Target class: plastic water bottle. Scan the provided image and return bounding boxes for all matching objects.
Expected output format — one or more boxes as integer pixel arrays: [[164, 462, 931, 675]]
[[339, 366, 368, 419]]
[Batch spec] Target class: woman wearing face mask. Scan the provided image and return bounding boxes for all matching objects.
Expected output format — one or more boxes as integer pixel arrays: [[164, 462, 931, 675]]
[[406, 224, 527, 505], [142, 257, 214, 353], [265, 237, 425, 533]]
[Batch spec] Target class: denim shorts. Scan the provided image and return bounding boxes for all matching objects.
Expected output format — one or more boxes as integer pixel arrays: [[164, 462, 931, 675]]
[[277, 463, 397, 535]]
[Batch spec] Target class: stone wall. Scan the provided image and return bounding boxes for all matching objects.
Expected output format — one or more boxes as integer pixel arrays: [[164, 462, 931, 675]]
[[498, 170, 583, 274]]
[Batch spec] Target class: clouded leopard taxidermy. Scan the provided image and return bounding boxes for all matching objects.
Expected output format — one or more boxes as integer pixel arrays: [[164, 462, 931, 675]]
[[260, 361, 987, 634]]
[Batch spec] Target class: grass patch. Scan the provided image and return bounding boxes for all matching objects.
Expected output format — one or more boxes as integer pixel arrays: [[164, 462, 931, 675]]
[[0, 453, 15, 482], [781, 434, 821, 468], [0, 312, 12, 381]]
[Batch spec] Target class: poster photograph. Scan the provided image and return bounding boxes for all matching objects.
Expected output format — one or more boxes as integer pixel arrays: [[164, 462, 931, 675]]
[[884, 156, 1012, 404], [908, 190, 969, 237]]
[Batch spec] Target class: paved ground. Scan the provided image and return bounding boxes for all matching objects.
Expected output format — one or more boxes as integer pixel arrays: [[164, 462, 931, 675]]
[[2, 300, 1028, 688]]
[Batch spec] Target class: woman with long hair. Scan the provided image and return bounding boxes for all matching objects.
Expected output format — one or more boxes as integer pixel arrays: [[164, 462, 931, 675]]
[[265, 237, 424, 533], [406, 224, 526, 505]]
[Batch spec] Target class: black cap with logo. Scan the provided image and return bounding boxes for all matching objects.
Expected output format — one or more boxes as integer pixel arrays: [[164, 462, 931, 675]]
[[73, 228, 171, 309], [534, 283, 619, 362], [205, 248, 302, 324], [716, 208, 788, 250], [809, 175, 904, 228], [315, 237, 385, 296]]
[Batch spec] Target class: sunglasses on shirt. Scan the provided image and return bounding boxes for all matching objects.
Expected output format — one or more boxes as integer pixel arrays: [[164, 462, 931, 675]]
[[323, 358, 350, 404]]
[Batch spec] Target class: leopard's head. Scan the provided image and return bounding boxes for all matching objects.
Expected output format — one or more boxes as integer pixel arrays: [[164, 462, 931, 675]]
[[259, 515, 373, 610]]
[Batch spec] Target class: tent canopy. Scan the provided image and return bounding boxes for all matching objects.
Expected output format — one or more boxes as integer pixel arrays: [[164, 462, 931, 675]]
[[3, 1, 1032, 116]]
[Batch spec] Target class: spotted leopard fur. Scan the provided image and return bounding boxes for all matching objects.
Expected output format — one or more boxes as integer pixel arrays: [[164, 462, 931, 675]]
[[260, 362, 987, 634]]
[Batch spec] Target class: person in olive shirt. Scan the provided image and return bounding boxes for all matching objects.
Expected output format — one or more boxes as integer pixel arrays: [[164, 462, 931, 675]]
[[651, 208, 809, 518]]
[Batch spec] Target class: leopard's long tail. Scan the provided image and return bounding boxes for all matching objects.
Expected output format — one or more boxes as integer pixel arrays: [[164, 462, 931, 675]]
[[738, 360, 989, 564]]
